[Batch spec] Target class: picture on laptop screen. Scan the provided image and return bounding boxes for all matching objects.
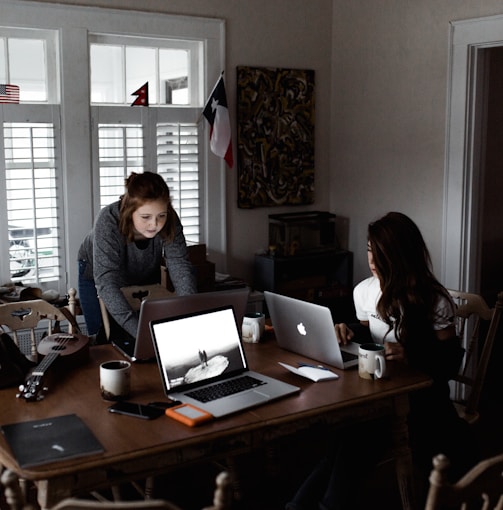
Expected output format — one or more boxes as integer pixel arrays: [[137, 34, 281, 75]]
[[152, 307, 247, 390]]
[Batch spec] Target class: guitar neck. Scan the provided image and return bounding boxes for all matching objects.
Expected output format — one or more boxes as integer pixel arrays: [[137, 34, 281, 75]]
[[31, 351, 60, 377], [18, 333, 82, 402], [31, 334, 74, 376]]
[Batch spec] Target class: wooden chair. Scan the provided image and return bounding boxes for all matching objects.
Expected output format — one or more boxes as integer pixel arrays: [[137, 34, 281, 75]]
[[424, 452, 503, 510], [0, 467, 233, 510], [447, 290, 503, 425], [0, 288, 79, 361]]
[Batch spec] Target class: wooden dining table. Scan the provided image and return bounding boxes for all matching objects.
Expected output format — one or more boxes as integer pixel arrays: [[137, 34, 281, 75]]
[[0, 334, 431, 509]]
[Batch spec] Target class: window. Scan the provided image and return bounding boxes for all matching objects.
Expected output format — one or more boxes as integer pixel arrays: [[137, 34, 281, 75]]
[[157, 123, 200, 243], [4, 122, 61, 283], [0, 27, 62, 284], [0, 1, 226, 293], [90, 34, 201, 106], [0, 27, 59, 103], [97, 124, 144, 208], [90, 35, 201, 243]]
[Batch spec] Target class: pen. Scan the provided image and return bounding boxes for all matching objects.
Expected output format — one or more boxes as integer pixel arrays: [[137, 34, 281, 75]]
[[297, 362, 331, 371]]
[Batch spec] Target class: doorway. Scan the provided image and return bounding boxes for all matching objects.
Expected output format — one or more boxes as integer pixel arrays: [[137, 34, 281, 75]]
[[444, 15, 503, 304], [445, 16, 503, 402], [478, 47, 503, 305]]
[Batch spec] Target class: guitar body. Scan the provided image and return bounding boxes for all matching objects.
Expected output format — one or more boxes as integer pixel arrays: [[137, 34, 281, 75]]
[[18, 333, 90, 402], [37, 333, 90, 365]]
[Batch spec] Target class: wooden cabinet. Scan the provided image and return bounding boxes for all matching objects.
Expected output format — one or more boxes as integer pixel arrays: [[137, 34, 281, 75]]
[[253, 250, 355, 322]]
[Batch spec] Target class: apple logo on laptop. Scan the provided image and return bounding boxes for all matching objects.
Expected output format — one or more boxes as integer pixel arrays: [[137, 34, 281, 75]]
[[296, 322, 307, 336]]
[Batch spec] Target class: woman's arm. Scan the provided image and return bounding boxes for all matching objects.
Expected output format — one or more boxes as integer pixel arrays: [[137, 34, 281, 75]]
[[93, 204, 139, 338], [163, 216, 197, 295], [335, 320, 371, 344], [403, 325, 464, 381]]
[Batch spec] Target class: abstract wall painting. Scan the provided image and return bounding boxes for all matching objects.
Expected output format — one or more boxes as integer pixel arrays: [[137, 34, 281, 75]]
[[236, 66, 315, 208]]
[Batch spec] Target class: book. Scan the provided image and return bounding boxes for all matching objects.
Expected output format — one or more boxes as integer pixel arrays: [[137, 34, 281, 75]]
[[278, 362, 339, 382], [1, 414, 104, 468]]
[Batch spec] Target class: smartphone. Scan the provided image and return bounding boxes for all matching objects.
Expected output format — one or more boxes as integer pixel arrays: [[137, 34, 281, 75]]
[[108, 401, 165, 420]]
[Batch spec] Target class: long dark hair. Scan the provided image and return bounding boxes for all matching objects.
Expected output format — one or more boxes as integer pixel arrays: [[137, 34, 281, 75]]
[[119, 171, 176, 242], [367, 211, 451, 345]]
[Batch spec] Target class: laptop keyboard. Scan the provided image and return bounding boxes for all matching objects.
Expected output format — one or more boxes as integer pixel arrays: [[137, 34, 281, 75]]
[[186, 375, 266, 403], [341, 350, 358, 362]]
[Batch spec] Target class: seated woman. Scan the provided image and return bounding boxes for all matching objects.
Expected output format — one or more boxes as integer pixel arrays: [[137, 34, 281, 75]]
[[286, 211, 480, 510], [78, 171, 197, 342]]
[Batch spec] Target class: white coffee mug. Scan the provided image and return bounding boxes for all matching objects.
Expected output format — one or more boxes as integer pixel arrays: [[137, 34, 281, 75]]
[[358, 343, 387, 380], [100, 360, 131, 400], [242, 312, 266, 343]]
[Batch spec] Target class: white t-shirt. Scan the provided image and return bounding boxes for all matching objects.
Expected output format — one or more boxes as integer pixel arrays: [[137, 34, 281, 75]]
[[353, 276, 455, 344]]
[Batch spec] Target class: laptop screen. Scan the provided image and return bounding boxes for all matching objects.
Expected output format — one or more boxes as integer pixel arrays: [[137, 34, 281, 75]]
[[150, 306, 248, 392], [126, 287, 250, 361]]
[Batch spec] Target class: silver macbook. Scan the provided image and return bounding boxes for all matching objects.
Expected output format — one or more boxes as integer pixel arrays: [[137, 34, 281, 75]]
[[112, 288, 250, 362], [264, 291, 360, 370], [149, 305, 300, 418]]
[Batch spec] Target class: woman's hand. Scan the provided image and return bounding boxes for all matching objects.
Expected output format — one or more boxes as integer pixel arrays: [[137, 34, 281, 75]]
[[334, 323, 354, 345]]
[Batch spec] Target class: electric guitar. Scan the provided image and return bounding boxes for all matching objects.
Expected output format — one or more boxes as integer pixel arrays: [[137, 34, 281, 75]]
[[17, 332, 89, 402]]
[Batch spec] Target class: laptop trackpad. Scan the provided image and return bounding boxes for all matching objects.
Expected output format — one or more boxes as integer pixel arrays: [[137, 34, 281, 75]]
[[229, 389, 269, 406]]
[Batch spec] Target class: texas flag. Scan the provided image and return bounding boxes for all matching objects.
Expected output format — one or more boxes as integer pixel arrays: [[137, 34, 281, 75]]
[[203, 75, 233, 168], [131, 82, 149, 107]]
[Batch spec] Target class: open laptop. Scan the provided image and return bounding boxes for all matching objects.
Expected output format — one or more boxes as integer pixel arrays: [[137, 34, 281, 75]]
[[264, 291, 360, 370], [149, 305, 300, 418], [112, 288, 250, 362]]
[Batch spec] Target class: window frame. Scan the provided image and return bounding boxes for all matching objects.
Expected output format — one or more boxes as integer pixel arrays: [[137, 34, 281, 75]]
[[89, 33, 203, 106], [0, 0, 228, 294], [0, 26, 60, 104]]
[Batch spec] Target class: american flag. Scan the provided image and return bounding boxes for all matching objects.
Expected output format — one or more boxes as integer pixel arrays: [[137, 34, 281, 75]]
[[0, 84, 20, 104]]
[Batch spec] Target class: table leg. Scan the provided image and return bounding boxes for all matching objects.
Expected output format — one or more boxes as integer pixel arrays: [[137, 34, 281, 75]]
[[392, 393, 419, 510], [223, 455, 242, 502]]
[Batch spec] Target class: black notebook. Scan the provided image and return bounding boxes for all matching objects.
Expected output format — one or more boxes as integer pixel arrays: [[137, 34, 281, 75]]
[[1, 414, 104, 468]]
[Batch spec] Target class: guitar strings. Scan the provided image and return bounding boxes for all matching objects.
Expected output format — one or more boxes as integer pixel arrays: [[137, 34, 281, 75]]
[[36, 334, 76, 373]]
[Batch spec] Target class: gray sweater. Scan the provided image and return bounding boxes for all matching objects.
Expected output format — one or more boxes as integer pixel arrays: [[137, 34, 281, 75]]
[[78, 201, 197, 337]]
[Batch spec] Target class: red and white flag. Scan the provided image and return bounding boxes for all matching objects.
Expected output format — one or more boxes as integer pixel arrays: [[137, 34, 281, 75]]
[[203, 74, 233, 168], [131, 82, 149, 107], [0, 84, 20, 104]]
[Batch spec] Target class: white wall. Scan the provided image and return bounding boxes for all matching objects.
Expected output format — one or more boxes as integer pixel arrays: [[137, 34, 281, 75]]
[[28, 0, 503, 289], [331, 0, 503, 284]]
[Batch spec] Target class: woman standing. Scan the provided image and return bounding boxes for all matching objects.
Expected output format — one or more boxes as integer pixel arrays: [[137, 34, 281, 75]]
[[78, 171, 196, 341]]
